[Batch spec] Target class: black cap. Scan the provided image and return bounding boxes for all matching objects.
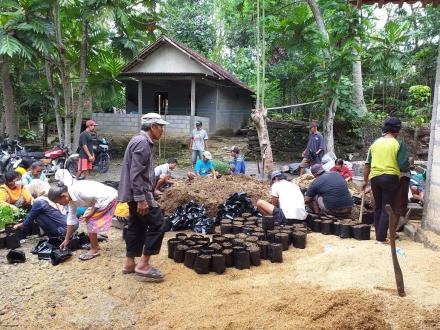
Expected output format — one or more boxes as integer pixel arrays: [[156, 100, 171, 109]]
[[196, 121, 202, 126], [383, 117, 401, 133]]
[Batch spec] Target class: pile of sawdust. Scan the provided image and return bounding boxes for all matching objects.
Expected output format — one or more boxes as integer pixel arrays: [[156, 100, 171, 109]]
[[160, 175, 271, 216]]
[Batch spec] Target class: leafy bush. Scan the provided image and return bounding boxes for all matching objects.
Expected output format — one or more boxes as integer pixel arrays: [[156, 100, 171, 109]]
[[212, 160, 229, 175], [18, 129, 39, 142], [0, 204, 15, 230]]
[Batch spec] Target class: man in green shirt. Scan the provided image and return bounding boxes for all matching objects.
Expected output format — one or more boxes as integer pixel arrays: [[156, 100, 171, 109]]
[[363, 117, 409, 243]]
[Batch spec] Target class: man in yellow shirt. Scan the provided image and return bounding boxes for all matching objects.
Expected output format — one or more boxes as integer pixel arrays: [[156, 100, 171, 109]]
[[0, 171, 33, 208], [363, 117, 409, 243]]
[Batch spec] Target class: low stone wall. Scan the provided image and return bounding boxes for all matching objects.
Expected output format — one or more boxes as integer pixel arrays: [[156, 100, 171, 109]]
[[247, 120, 430, 161], [92, 113, 210, 136]]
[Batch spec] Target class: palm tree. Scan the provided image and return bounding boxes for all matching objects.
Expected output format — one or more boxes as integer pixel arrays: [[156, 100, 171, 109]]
[[0, 0, 52, 138]]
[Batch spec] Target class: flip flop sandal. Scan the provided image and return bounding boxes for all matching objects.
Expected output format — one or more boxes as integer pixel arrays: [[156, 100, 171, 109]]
[[135, 267, 164, 282], [78, 252, 100, 261], [122, 268, 135, 274]]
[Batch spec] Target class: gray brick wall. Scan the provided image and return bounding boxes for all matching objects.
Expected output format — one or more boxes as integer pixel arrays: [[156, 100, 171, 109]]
[[92, 113, 209, 136]]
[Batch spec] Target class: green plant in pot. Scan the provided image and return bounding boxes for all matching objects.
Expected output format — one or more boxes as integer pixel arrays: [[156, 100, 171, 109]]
[[0, 204, 15, 230]]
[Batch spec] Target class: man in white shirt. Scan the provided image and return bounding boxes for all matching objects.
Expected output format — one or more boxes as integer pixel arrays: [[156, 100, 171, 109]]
[[154, 158, 177, 195], [256, 171, 307, 224]]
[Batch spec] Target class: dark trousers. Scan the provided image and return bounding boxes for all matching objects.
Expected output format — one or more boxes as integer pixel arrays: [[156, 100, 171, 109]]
[[125, 202, 165, 257], [34, 218, 78, 238], [371, 174, 399, 242]]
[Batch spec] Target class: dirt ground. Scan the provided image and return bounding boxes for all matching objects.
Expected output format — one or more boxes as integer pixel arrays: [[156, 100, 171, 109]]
[[1, 226, 440, 329], [1, 137, 439, 329]]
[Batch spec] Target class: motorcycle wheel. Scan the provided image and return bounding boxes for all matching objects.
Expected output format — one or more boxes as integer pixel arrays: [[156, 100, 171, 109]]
[[65, 158, 78, 177], [95, 153, 110, 173]]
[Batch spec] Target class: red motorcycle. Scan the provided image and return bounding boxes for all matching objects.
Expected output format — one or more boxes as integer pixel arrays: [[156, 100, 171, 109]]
[[42, 145, 79, 177]]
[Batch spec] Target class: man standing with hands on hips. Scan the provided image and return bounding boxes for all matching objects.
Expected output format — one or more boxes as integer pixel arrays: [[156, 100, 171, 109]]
[[189, 121, 208, 167], [77, 120, 97, 179], [118, 113, 169, 281]]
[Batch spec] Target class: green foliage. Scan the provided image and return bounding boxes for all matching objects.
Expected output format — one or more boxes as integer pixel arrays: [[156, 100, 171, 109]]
[[0, 204, 15, 229], [18, 128, 39, 142], [212, 160, 229, 175]]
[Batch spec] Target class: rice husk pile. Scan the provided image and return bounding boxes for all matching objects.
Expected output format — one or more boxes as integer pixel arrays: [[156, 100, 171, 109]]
[[160, 175, 271, 216]]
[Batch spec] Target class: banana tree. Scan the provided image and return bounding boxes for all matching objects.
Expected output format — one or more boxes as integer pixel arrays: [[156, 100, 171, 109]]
[[0, 0, 52, 138]]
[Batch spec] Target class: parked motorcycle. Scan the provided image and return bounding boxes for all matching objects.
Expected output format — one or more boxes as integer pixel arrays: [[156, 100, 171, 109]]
[[43, 144, 79, 177], [64, 137, 110, 177], [0, 138, 43, 174]]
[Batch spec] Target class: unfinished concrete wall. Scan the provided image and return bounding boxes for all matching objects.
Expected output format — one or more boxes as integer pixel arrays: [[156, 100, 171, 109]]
[[216, 87, 252, 132], [92, 113, 209, 136]]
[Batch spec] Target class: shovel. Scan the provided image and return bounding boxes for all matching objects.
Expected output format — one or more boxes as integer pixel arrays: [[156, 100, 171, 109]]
[[385, 204, 406, 297]]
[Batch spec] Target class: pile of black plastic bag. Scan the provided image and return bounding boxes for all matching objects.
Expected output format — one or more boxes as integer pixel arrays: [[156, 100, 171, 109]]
[[30, 232, 91, 266], [216, 192, 260, 220], [169, 201, 216, 234]]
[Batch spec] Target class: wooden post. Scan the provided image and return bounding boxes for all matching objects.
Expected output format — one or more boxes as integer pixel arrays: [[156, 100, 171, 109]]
[[190, 78, 196, 135], [138, 80, 143, 130]]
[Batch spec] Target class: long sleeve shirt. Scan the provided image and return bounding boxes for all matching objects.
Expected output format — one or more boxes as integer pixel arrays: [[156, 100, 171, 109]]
[[118, 132, 157, 207], [22, 199, 67, 236], [67, 180, 117, 226], [232, 155, 246, 175]]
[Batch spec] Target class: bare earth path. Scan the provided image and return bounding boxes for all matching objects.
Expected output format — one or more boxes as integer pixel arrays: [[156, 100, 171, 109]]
[[1, 141, 439, 329]]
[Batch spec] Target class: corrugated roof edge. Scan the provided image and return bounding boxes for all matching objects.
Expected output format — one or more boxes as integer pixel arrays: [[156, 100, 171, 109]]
[[120, 35, 254, 93]]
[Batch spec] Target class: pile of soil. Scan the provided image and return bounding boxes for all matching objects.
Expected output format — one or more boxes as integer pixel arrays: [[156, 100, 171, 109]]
[[160, 175, 270, 216]]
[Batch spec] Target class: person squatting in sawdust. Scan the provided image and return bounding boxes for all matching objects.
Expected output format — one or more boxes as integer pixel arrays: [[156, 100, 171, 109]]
[[118, 113, 169, 282], [48, 180, 118, 260], [299, 121, 324, 176], [330, 158, 353, 182], [256, 171, 307, 224], [363, 117, 410, 244], [154, 158, 178, 196], [304, 164, 353, 217], [228, 146, 246, 175], [189, 120, 208, 167], [187, 150, 218, 180]]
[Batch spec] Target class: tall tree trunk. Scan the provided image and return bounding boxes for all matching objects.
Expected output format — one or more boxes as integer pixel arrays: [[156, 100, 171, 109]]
[[1, 56, 17, 138], [44, 58, 64, 145], [307, 0, 336, 154], [423, 38, 440, 233], [53, 0, 73, 149], [73, 18, 89, 152], [251, 108, 273, 175], [352, 48, 367, 116], [323, 99, 337, 154]]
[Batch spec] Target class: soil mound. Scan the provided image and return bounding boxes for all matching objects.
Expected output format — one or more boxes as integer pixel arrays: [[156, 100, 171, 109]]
[[160, 175, 271, 216]]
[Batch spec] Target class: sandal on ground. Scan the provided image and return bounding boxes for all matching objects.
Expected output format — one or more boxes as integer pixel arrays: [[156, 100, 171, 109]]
[[122, 265, 136, 274], [78, 252, 100, 261], [135, 267, 164, 282]]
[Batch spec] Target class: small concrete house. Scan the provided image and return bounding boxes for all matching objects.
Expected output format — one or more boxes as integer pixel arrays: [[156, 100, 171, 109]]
[[94, 36, 254, 135]]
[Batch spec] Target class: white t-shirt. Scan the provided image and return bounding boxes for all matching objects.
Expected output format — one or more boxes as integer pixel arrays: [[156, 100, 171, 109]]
[[271, 180, 307, 220], [154, 163, 170, 177]]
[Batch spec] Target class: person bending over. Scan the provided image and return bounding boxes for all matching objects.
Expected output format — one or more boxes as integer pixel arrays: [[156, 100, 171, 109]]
[[330, 158, 353, 182], [154, 158, 177, 195], [256, 171, 307, 224], [304, 164, 353, 217]]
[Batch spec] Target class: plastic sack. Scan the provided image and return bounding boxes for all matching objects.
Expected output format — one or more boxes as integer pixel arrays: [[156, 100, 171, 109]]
[[322, 152, 337, 164], [7, 249, 26, 264]]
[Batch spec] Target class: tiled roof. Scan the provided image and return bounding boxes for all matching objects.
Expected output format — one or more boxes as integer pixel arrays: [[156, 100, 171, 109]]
[[120, 35, 253, 93]]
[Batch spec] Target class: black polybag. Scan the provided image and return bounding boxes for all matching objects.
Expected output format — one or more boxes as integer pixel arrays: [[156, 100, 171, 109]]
[[6, 250, 26, 264]]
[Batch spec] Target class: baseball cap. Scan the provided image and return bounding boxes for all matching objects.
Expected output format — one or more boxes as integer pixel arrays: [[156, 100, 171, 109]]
[[141, 113, 169, 125], [86, 120, 98, 127], [196, 121, 202, 126], [308, 122, 319, 128], [311, 164, 325, 175], [230, 146, 240, 152], [202, 150, 212, 160], [271, 170, 282, 181]]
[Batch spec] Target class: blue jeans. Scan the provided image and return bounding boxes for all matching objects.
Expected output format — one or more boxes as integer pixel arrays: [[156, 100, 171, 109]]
[[191, 150, 203, 165]]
